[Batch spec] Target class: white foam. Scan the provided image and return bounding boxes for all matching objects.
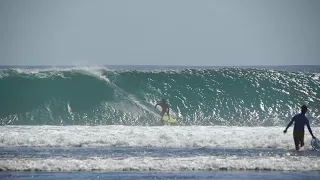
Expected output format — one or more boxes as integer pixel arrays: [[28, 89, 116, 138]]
[[0, 126, 319, 149], [1, 155, 319, 171], [0, 67, 111, 82], [72, 67, 110, 83]]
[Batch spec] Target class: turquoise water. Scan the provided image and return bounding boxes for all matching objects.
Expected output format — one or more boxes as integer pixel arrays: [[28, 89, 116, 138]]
[[1, 66, 319, 126], [0, 66, 320, 179]]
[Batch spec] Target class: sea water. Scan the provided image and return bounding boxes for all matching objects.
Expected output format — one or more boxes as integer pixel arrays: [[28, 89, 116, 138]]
[[0, 65, 320, 179]]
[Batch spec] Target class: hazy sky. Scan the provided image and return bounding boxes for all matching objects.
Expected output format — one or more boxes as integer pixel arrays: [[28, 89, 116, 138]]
[[0, 0, 319, 66]]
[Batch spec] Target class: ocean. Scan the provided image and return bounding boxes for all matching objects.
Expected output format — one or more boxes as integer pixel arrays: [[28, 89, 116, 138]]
[[0, 65, 319, 179]]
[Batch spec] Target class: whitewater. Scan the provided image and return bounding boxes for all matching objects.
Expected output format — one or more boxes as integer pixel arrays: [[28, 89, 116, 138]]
[[0, 65, 320, 179]]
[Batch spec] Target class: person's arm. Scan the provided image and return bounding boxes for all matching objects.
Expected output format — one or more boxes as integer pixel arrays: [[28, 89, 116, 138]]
[[284, 117, 294, 133], [166, 106, 170, 117], [306, 118, 316, 139]]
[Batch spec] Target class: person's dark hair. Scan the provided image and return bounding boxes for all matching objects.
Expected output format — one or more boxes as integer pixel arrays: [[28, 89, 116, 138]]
[[301, 105, 308, 113]]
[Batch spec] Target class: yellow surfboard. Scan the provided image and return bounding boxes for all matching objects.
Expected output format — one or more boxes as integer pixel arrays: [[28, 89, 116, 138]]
[[162, 115, 178, 124]]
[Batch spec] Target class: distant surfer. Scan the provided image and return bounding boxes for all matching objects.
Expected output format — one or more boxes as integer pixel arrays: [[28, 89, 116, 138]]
[[155, 98, 170, 120], [283, 105, 316, 150]]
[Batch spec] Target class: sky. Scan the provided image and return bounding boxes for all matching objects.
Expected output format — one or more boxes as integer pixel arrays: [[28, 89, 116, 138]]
[[0, 0, 319, 66]]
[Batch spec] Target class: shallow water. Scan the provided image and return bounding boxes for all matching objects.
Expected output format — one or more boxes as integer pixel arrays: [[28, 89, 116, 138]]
[[1, 171, 320, 180]]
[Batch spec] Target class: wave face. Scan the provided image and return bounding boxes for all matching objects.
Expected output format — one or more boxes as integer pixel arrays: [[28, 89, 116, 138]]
[[0, 67, 319, 126]]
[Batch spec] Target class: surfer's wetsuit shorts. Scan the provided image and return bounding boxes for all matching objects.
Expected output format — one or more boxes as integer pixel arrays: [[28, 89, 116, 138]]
[[161, 109, 168, 117], [293, 131, 304, 149]]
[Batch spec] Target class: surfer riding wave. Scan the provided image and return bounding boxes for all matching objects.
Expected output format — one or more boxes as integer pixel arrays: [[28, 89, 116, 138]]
[[155, 98, 170, 120]]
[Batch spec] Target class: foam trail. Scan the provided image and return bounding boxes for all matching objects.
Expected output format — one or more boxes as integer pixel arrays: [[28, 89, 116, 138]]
[[1, 156, 320, 171], [107, 81, 160, 118], [1, 126, 319, 149]]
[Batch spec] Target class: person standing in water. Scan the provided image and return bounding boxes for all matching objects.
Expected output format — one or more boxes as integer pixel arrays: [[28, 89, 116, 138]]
[[283, 105, 316, 150], [155, 98, 170, 120]]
